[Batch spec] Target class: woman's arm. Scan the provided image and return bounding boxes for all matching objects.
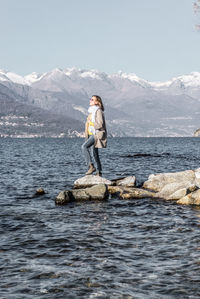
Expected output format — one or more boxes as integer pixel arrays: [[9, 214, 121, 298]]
[[94, 109, 104, 130]]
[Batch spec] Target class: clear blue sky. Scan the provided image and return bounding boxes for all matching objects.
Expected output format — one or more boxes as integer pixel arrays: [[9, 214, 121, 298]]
[[0, 0, 199, 81]]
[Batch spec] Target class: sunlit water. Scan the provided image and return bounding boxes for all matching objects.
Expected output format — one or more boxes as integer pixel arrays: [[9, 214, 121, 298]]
[[0, 137, 200, 298]]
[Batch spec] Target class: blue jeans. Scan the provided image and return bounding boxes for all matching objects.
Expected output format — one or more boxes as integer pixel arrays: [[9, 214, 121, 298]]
[[81, 135, 102, 172]]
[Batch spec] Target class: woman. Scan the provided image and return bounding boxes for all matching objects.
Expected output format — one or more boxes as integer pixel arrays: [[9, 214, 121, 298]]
[[81, 95, 107, 176]]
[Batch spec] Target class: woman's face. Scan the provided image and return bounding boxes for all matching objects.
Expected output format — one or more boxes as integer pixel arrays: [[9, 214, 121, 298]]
[[90, 96, 97, 106]]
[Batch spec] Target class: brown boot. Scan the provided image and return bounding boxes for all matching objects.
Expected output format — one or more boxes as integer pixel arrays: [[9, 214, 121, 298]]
[[85, 163, 96, 175]]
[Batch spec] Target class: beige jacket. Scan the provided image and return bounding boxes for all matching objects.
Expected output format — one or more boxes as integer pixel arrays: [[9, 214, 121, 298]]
[[85, 108, 107, 148]]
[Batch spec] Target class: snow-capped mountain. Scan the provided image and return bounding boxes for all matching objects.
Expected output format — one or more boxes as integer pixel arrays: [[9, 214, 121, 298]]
[[0, 68, 200, 137], [2, 67, 200, 90]]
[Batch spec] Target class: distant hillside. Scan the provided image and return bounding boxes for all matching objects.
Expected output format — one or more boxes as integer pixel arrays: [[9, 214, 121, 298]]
[[0, 82, 83, 137]]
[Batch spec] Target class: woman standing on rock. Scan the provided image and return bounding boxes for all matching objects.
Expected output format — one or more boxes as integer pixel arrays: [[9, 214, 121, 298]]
[[81, 95, 107, 176]]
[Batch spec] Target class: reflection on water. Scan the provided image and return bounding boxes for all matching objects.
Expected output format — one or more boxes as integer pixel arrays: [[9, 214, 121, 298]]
[[0, 138, 200, 298]]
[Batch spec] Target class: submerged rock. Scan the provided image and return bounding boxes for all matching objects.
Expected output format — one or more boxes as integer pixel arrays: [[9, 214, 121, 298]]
[[74, 175, 112, 188], [34, 188, 45, 196]]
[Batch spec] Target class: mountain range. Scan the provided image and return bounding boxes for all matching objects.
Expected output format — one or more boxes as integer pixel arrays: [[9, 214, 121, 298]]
[[0, 67, 200, 137]]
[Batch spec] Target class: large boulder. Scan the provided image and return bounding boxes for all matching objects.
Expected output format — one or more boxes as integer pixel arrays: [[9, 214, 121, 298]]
[[74, 175, 112, 188], [143, 170, 195, 192], [72, 184, 108, 200], [177, 189, 200, 205], [71, 189, 91, 200], [56, 184, 109, 204], [85, 184, 109, 200]]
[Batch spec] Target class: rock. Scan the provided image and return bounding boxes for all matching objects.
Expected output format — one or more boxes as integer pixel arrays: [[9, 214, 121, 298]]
[[156, 183, 197, 200], [112, 176, 136, 187], [74, 175, 112, 188], [55, 191, 74, 205], [108, 186, 124, 195], [194, 168, 200, 187], [120, 188, 157, 199], [84, 184, 108, 200], [166, 188, 189, 200], [194, 128, 200, 137], [107, 185, 156, 199], [57, 169, 200, 205], [56, 184, 109, 204], [157, 182, 186, 199], [177, 189, 200, 205], [72, 189, 91, 200], [143, 170, 195, 192], [187, 184, 199, 193], [167, 185, 198, 200], [35, 188, 45, 196]]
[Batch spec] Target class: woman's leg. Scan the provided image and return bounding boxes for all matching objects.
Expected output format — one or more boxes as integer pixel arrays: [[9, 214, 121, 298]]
[[92, 146, 102, 173], [81, 136, 95, 167]]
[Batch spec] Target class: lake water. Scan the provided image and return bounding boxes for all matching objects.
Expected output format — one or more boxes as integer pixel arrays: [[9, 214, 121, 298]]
[[1, 137, 200, 298]]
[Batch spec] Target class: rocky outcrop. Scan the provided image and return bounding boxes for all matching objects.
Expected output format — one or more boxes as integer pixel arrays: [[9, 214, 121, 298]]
[[56, 175, 138, 205], [55, 170, 200, 206]]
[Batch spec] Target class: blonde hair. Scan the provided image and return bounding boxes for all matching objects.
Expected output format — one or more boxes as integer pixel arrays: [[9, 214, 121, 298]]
[[92, 95, 104, 111]]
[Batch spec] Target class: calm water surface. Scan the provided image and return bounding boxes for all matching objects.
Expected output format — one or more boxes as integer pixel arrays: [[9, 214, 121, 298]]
[[0, 137, 200, 298]]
